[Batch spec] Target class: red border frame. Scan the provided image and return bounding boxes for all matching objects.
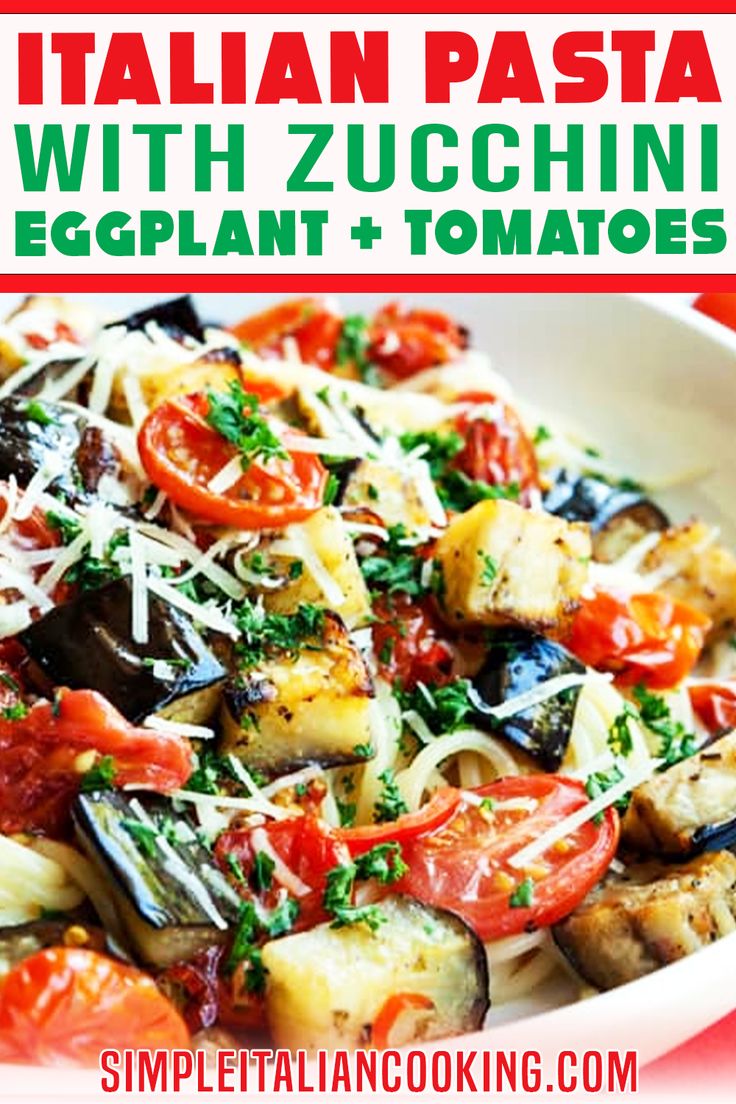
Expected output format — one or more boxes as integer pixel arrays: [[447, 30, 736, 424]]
[[2, 1, 735, 290]]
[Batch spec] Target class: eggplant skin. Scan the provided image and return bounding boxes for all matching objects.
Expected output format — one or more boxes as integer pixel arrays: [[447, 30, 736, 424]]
[[107, 295, 206, 343], [554, 851, 736, 991], [261, 894, 489, 1052], [471, 630, 585, 771], [622, 730, 736, 856], [543, 471, 668, 563], [21, 577, 226, 725], [0, 396, 84, 493], [73, 791, 241, 968]]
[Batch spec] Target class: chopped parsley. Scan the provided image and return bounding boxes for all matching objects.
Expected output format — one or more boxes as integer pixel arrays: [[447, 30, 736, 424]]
[[398, 429, 463, 481], [533, 424, 552, 445], [25, 400, 56, 426], [233, 600, 326, 669], [352, 742, 373, 760], [323, 471, 340, 505], [226, 894, 300, 988], [633, 684, 699, 768], [585, 766, 627, 823], [359, 524, 429, 599], [1, 702, 29, 721], [184, 749, 246, 795], [373, 768, 409, 823], [251, 850, 275, 893], [396, 678, 475, 736], [120, 819, 159, 858], [0, 672, 20, 693], [335, 314, 373, 381], [438, 471, 520, 514], [336, 799, 357, 827], [79, 755, 117, 794], [608, 703, 636, 758], [205, 380, 287, 470], [479, 797, 496, 814], [323, 842, 407, 932], [509, 877, 535, 909], [225, 852, 246, 884], [478, 551, 498, 586]]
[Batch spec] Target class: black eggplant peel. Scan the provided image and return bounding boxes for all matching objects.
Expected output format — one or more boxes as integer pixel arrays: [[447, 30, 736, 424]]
[[544, 470, 668, 562], [0, 395, 131, 502], [106, 295, 206, 343], [469, 628, 585, 771], [73, 791, 241, 968], [21, 577, 226, 726]]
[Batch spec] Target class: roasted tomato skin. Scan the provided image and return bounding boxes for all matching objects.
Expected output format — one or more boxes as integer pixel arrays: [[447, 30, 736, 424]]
[[398, 776, 619, 942], [367, 303, 468, 381], [566, 588, 711, 690], [452, 391, 540, 507], [0, 947, 189, 1066], [137, 393, 327, 530], [0, 689, 192, 835], [690, 683, 736, 735], [371, 594, 455, 691]]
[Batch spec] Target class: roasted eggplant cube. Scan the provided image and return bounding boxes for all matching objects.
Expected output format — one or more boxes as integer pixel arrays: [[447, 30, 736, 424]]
[[554, 851, 736, 991], [262, 507, 372, 629], [436, 499, 591, 634], [262, 895, 489, 1051], [220, 612, 374, 775], [543, 472, 668, 564], [73, 792, 241, 968], [471, 630, 585, 771], [21, 577, 226, 725], [0, 396, 84, 492], [622, 730, 736, 856]]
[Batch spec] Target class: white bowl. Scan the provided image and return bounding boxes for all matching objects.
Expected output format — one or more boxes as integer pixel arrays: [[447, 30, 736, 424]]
[[1, 292, 735, 1097]]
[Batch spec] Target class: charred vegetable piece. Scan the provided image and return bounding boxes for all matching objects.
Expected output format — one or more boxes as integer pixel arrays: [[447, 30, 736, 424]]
[[554, 850, 736, 990], [0, 396, 84, 495], [261, 894, 489, 1051], [73, 791, 241, 968], [0, 918, 105, 978], [470, 630, 585, 771], [622, 730, 736, 855], [435, 499, 590, 634], [21, 577, 226, 726], [5, 357, 88, 400], [543, 471, 668, 563], [107, 295, 206, 343], [220, 612, 374, 776]]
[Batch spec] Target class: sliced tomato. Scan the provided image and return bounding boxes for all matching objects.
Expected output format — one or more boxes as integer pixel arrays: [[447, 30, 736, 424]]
[[399, 776, 619, 942], [215, 814, 347, 931], [230, 297, 342, 371], [0, 689, 193, 834], [0, 947, 189, 1066], [690, 682, 736, 735], [452, 391, 540, 506], [693, 293, 736, 332], [337, 787, 460, 856], [138, 392, 327, 529], [566, 588, 711, 690], [371, 593, 455, 691], [367, 303, 467, 380]]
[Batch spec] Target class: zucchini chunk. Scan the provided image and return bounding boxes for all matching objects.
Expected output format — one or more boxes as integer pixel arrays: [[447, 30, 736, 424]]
[[21, 577, 226, 726], [341, 458, 439, 533], [471, 629, 586, 771], [435, 499, 590, 634], [261, 895, 489, 1051], [640, 520, 736, 637], [220, 611, 374, 775], [261, 507, 372, 629], [622, 730, 736, 855], [554, 851, 736, 990], [543, 471, 668, 563], [73, 791, 241, 968]]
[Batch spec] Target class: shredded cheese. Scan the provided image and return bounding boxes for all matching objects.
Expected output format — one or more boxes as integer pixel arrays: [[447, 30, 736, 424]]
[[142, 715, 215, 740], [145, 575, 240, 639]]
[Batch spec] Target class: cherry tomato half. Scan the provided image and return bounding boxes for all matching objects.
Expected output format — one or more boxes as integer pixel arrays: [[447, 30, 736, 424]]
[[230, 297, 343, 372], [371, 593, 455, 691], [0, 948, 189, 1066], [452, 391, 540, 507], [0, 689, 192, 834], [693, 293, 736, 332], [566, 588, 711, 690], [368, 303, 468, 381], [398, 776, 619, 942], [138, 393, 327, 530], [689, 682, 736, 736]]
